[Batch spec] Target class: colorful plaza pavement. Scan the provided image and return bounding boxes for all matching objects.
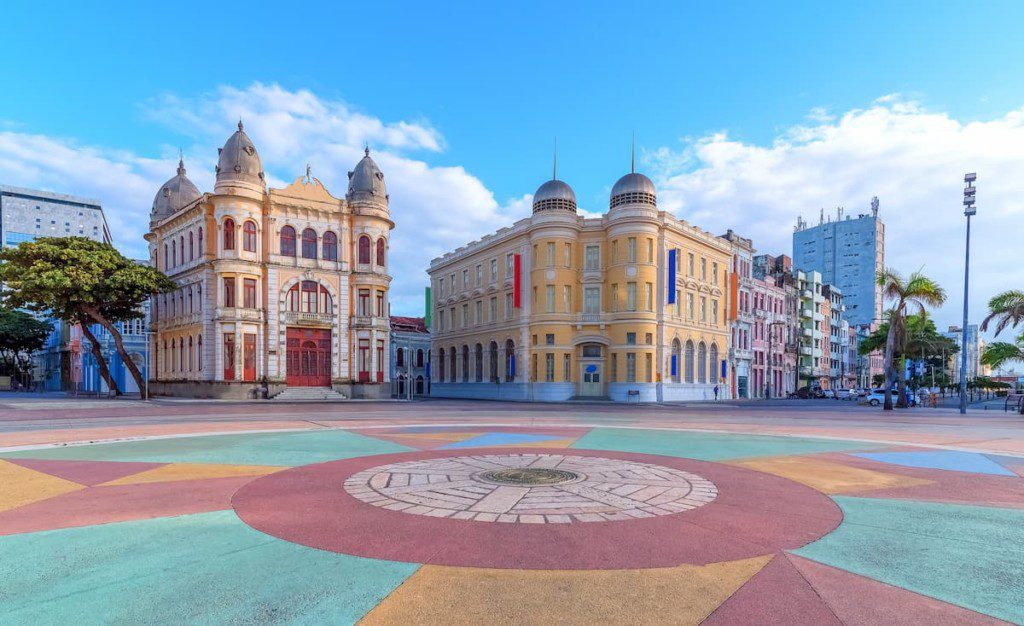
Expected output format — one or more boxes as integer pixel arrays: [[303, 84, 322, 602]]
[[1, 401, 1023, 624]]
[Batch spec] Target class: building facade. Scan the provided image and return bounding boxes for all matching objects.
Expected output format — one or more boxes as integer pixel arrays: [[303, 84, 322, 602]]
[[390, 316, 429, 398], [795, 269, 827, 389], [750, 274, 794, 398], [721, 230, 754, 399], [146, 123, 393, 398], [1, 185, 120, 391], [428, 164, 732, 402], [754, 254, 801, 396], [942, 324, 982, 383], [793, 200, 885, 327]]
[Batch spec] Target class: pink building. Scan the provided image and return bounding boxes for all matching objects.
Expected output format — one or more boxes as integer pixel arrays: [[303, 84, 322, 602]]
[[751, 275, 794, 398]]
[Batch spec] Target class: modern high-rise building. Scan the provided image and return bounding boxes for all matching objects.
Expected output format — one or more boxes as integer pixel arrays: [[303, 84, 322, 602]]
[[792, 199, 884, 327], [942, 324, 982, 382], [1, 185, 117, 391]]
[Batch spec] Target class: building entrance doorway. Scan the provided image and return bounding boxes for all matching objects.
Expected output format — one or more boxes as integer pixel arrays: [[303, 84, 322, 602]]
[[243, 334, 257, 382], [286, 327, 331, 387], [580, 363, 603, 396]]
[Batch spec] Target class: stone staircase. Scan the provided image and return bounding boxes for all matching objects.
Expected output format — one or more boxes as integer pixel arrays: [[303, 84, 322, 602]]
[[271, 386, 348, 402]]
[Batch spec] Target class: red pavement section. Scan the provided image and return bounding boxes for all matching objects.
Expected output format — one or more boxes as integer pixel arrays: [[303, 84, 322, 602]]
[[233, 447, 842, 570], [703, 553, 840, 625], [7, 458, 165, 486], [786, 554, 1008, 625], [0, 475, 255, 535], [818, 452, 1024, 509]]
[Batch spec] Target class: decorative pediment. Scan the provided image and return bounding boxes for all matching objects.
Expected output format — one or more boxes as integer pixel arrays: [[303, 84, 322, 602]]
[[273, 176, 341, 204]]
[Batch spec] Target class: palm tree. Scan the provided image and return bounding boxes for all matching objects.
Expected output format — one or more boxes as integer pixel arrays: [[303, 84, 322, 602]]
[[877, 268, 947, 410], [981, 290, 1024, 336], [980, 336, 1024, 370]]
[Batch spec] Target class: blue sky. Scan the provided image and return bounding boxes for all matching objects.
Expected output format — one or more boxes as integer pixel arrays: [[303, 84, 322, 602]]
[[1, 1, 1023, 340]]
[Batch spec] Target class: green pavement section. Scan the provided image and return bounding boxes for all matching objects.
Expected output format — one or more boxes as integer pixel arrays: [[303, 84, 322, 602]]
[[0, 429, 410, 466], [572, 427, 880, 460], [0, 510, 419, 625], [794, 496, 1024, 623]]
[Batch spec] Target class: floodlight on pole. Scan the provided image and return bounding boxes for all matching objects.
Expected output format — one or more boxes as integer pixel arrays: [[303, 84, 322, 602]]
[[959, 173, 976, 415]]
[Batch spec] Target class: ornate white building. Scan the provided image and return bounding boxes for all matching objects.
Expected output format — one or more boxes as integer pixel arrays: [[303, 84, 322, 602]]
[[145, 123, 393, 398]]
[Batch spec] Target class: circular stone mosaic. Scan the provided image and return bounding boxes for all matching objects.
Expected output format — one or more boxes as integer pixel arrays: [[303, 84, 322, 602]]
[[342, 453, 717, 524]]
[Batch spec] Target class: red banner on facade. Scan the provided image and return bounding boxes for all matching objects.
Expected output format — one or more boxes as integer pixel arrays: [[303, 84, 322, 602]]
[[513, 253, 522, 308]]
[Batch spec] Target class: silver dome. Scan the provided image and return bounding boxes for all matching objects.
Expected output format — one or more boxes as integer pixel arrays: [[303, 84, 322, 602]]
[[215, 121, 264, 188], [347, 148, 388, 201], [151, 158, 201, 220], [532, 179, 577, 213], [609, 172, 657, 208]]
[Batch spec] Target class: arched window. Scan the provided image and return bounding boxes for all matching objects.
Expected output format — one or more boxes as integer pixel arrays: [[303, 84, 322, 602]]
[[438, 348, 446, 381], [709, 344, 719, 384], [685, 341, 695, 383], [171, 240, 177, 267], [416, 348, 425, 368], [461, 345, 470, 383], [189, 232, 194, 261], [415, 375, 424, 395], [170, 340, 176, 373], [163, 340, 168, 373], [698, 342, 708, 384], [322, 231, 338, 261], [223, 218, 235, 250], [164, 244, 168, 269], [285, 281, 332, 314], [396, 348, 405, 368], [197, 227, 203, 256], [376, 238, 386, 267], [243, 221, 257, 252], [187, 288, 193, 314], [672, 339, 682, 383], [179, 337, 185, 372], [301, 228, 317, 259], [505, 339, 516, 382], [280, 226, 296, 257], [188, 336, 194, 372], [474, 343, 483, 382], [179, 236, 184, 263], [358, 235, 371, 264], [197, 335, 203, 371], [197, 284, 202, 311]]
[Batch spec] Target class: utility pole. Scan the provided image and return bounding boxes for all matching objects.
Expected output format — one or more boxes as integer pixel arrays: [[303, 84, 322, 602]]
[[960, 173, 976, 415]]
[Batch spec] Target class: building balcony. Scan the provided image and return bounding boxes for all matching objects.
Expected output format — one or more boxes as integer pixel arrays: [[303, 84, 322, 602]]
[[801, 308, 813, 319], [802, 327, 813, 337], [812, 311, 825, 322], [156, 312, 202, 330], [352, 315, 391, 331], [799, 346, 813, 356], [281, 311, 334, 327], [216, 307, 263, 323], [802, 289, 813, 299]]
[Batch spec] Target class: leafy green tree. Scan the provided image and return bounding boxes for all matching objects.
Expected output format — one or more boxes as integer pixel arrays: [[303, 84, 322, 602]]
[[0, 237, 175, 398], [981, 336, 1024, 370], [876, 268, 947, 410], [859, 312, 957, 392], [980, 290, 1024, 374], [0, 307, 52, 384]]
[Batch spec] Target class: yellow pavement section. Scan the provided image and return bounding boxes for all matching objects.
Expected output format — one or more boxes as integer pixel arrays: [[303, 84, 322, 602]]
[[99, 463, 287, 486], [0, 459, 84, 513], [360, 555, 771, 625], [729, 455, 932, 494]]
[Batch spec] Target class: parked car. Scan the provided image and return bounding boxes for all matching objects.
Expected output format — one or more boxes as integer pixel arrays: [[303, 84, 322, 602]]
[[835, 389, 856, 400], [861, 389, 888, 406], [790, 386, 824, 399]]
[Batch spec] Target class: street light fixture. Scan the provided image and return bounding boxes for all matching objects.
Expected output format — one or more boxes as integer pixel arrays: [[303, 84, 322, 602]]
[[959, 173, 977, 415]]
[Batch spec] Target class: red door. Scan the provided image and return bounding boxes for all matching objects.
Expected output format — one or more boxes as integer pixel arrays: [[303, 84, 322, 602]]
[[286, 328, 331, 387], [243, 333, 257, 382]]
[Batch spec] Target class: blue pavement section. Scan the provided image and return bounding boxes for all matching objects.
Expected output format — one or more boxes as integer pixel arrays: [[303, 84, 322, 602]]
[[0, 429, 412, 466], [794, 496, 1024, 623], [0, 510, 419, 625], [441, 432, 565, 449], [854, 450, 1017, 476], [572, 427, 882, 461]]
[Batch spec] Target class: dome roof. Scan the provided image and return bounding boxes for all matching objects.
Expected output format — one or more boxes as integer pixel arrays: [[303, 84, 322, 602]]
[[532, 179, 577, 213], [610, 172, 657, 208], [151, 158, 201, 220], [347, 148, 388, 201], [215, 121, 264, 188]]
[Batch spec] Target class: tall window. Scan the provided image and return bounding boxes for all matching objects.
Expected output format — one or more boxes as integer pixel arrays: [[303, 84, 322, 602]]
[[224, 333, 235, 380], [171, 240, 176, 267], [698, 342, 708, 383], [243, 221, 257, 252], [243, 278, 257, 308], [358, 235, 371, 264], [223, 219, 235, 250], [376, 290, 385, 317], [189, 232, 194, 261], [188, 336, 193, 372], [506, 253, 514, 276], [322, 231, 338, 261], [358, 289, 370, 316], [545, 353, 555, 382], [301, 228, 317, 259], [490, 259, 497, 281], [376, 238, 386, 267], [547, 242, 555, 267], [626, 282, 637, 311], [644, 282, 653, 311], [545, 285, 555, 313], [163, 244, 168, 269], [280, 226, 296, 256], [626, 353, 636, 382], [563, 285, 571, 313], [685, 341, 695, 383], [647, 239, 654, 263], [585, 245, 599, 270], [197, 227, 203, 256], [223, 277, 235, 307], [709, 344, 719, 384], [627, 237, 637, 263], [179, 236, 184, 263], [584, 287, 600, 314], [197, 335, 202, 371]]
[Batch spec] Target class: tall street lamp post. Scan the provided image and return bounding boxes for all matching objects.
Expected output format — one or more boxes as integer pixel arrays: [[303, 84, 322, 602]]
[[959, 173, 977, 415]]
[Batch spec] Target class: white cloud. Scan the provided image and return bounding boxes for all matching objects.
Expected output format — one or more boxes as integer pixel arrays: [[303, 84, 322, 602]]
[[0, 83, 526, 316], [648, 96, 1024, 339]]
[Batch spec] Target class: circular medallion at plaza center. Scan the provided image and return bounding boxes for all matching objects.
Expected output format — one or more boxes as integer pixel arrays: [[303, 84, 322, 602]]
[[343, 454, 716, 523]]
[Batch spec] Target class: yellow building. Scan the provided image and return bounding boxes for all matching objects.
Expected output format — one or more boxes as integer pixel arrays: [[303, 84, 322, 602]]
[[428, 162, 731, 402], [145, 123, 393, 398]]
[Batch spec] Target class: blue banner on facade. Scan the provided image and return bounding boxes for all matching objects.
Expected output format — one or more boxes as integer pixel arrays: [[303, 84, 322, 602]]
[[667, 249, 677, 304]]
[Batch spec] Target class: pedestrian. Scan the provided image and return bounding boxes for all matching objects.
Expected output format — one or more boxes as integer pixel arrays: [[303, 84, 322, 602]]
[[713, 384, 719, 401]]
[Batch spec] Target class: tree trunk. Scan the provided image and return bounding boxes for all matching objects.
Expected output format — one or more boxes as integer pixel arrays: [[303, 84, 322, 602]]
[[83, 307, 147, 400], [882, 322, 897, 411], [78, 321, 121, 395]]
